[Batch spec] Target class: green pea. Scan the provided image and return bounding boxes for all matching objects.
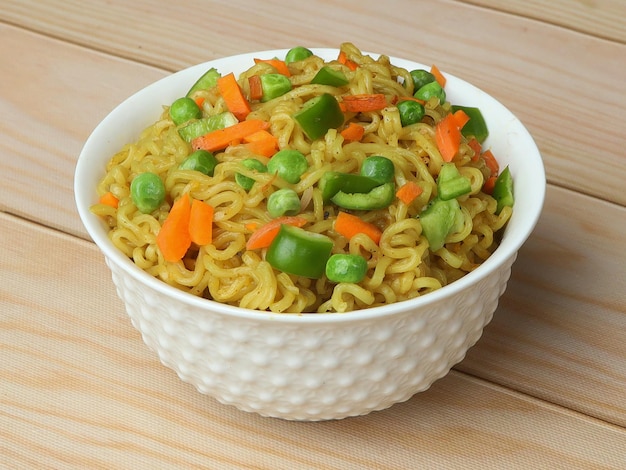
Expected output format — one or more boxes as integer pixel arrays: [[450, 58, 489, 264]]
[[414, 81, 446, 104], [235, 158, 267, 191], [397, 100, 425, 127], [325, 254, 368, 283], [285, 46, 313, 64], [267, 149, 308, 184], [130, 172, 165, 214], [267, 188, 301, 218], [360, 156, 395, 184], [409, 69, 436, 91], [179, 150, 218, 176], [169, 97, 202, 126]]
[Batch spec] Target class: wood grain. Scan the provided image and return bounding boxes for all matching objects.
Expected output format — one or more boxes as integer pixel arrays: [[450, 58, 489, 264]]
[[1, 214, 625, 469], [2, 0, 626, 206], [458, 185, 626, 427], [459, 0, 626, 43]]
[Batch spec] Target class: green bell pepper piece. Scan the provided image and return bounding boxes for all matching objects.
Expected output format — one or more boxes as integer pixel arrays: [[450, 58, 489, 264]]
[[319, 172, 381, 202], [437, 162, 471, 201], [451, 105, 489, 143], [311, 66, 349, 87], [177, 111, 238, 142], [419, 197, 463, 251], [331, 182, 395, 210], [260, 73, 292, 102], [293, 93, 344, 140], [186, 67, 221, 97], [492, 166, 514, 214], [266, 224, 334, 279]]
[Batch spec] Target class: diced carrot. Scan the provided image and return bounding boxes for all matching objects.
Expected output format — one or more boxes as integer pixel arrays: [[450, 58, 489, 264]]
[[342, 94, 387, 113], [395, 181, 423, 205], [248, 75, 263, 101], [334, 211, 382, 245], [189, 199, 214, 246], [246, 216, 308, 250], [254, 58, 291, 77], [99, 191, 119, 208], [482, 149, 500, 177], [217, 72, 251, 121], [468, 137, 482, 162], [435, 113, 462, 162], [453, 109, 470, 129], [157, 193, 192, 262], [194, 96, 205, 109], [430, 64, 447, 88], [482, 175, 497, 194], [337, 50, 358, 71], [191, 119, 270, 152], [340, 122, 365, 142], [243, 129, 279, 157]]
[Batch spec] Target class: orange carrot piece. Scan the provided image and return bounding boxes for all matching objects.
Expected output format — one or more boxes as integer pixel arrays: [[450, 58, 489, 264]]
[[482, 175, 497, 195], [243, 129, 279, 157], [254, 58, 291, 76], [248, 75, 263, 101], [246, 216, 307, 250], [395, 181, 423, 205], [157, 193, 192, 262], [482, 149, 500, 177], [340, 122, 365, 142], [189, 199, 214, 246], [334, 211, 382, 245], [430, 64, 447, 88], [468, 137, 482, 162], [99, 191, 119, 208], [337, 50, 358, 70], [435, 113, 462, 162], [194, 96, 205, 109], [217, 72, 251, 121], [342, 94, 387, 113], [453, 109, 470, 129], [191, 119, 270, 152]]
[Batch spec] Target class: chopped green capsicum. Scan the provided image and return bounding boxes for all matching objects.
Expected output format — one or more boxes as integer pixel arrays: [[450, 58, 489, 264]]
[[311, 66, 349, 87], [260, 73, 292, 102], [293, 93, 344, 140], [177, 111, 238, 142], [319, 171, 381, 202], [331, 182, 395, 210], [419, 197, 463, 251], [186, 67, 221, 97], [437, 162, 471, 201], [451, 105, 489, 143], [266, 224, 333, 278], [492, 165, 514, 214]]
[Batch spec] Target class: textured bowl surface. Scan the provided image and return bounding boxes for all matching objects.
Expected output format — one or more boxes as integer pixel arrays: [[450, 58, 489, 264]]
[[75, 49, 545, 420]]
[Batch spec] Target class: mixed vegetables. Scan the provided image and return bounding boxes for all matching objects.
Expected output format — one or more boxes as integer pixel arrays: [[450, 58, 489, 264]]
[[94, 44, 514, 310]]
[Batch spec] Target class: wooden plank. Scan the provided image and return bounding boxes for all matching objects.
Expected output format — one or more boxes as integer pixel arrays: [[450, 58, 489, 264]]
[[1, 213, 625, 469], [459, 0, 626, 43], [2, 1, 626, 219], [0, 23, 167, 238], [458, 184, 626, 427]]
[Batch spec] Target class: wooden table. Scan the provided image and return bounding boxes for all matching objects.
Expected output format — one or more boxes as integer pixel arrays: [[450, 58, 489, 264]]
[[2, 1, 625, 468]]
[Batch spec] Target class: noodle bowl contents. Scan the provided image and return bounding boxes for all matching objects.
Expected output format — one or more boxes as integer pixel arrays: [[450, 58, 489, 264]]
[[90, 43, 514, 314]]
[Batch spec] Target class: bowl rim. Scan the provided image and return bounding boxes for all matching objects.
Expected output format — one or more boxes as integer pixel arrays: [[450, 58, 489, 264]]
[[75, 48, 545, 324]]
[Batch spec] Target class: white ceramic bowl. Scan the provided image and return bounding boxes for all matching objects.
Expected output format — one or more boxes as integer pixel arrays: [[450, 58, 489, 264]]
[[75, 49, 545, 421]]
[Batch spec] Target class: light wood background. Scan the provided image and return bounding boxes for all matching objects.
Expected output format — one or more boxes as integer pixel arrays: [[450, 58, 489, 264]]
[[1, 1, 625, 468]]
